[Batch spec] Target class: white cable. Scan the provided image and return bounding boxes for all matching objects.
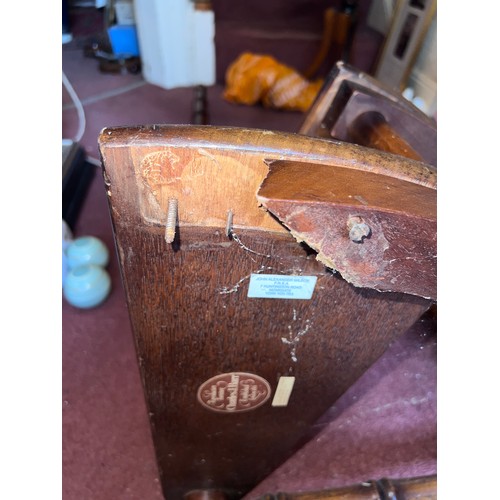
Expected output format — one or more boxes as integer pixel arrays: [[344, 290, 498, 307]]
[[62, 70, 86, 143], [86, 156, 102, 168]]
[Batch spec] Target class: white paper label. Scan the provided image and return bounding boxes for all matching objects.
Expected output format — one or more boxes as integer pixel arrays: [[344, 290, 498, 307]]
[[272, 376, 296, 407], [247, 274, 317, 300]]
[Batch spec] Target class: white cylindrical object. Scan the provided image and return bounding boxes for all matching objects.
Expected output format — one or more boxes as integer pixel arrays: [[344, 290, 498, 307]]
[[134, 0, 215, 89]]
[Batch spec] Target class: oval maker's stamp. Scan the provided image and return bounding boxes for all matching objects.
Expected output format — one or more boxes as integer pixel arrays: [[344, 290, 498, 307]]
[[197, 372, 271, 413]]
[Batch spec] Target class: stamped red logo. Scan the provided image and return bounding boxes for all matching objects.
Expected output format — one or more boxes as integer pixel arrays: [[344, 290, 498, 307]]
[[197, 372, 271, 413]]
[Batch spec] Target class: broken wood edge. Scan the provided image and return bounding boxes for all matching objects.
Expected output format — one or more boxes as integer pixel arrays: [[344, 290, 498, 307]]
[[256, 159, 436, 300], [98, 125, 437, 190]]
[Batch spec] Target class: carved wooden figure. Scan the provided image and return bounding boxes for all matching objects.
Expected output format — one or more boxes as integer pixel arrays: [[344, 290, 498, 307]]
[[98, 125, 436, 499]]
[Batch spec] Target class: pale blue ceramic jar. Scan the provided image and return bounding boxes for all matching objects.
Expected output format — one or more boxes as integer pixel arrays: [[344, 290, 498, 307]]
[[66, 236, 109, 269], [63, 264, 111, 308]]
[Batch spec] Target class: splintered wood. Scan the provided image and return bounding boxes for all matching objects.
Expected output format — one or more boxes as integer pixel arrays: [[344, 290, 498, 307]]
[[257, 160, 436, 300]]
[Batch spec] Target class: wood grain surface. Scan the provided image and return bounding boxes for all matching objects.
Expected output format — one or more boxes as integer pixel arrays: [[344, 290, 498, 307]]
[[99, 125, 436, 233], [257, 160, 436, 299], [99, 125, 433, 498], [299, 62, 437, 167], [347, 111, 423, 162]]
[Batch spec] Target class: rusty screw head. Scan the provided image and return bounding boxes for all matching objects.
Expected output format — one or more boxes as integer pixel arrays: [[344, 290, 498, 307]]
[[347, 216, 371, 243]]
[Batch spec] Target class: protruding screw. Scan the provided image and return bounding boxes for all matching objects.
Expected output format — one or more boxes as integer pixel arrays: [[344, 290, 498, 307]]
[[347, 216, 371, 243], [225, 209, 234, 238], [165, 198, 178, 244]]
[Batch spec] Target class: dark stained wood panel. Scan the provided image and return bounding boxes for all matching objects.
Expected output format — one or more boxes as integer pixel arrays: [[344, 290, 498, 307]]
[[98, 125, 433, 499]]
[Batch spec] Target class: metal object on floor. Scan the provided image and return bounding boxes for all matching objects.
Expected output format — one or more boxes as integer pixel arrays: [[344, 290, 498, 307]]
[[84, 41, 142, 74], [62, 140, 96, 230], [192, 85, 209, 125]]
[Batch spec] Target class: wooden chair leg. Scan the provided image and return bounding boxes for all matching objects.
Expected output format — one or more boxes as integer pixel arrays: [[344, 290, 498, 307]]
[[259, 474, 437, 500]]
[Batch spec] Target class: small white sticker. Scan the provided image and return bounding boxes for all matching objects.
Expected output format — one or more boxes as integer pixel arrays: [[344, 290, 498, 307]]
[[247, 274, 317, 300], [272, 376, 296, 407]]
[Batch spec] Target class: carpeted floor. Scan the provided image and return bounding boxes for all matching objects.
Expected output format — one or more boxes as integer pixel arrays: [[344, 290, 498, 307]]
[[62, 4, 436, 499]]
